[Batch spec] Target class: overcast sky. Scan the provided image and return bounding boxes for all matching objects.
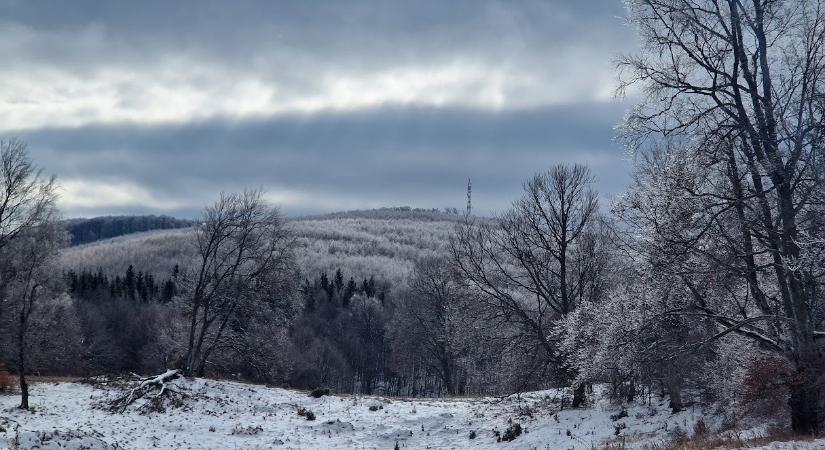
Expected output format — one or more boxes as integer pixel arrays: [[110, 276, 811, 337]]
[[0, 0, 637, 218]]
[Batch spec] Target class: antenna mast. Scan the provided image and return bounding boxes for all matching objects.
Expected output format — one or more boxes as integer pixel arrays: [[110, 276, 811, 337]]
[[466, 178, 472, 216]]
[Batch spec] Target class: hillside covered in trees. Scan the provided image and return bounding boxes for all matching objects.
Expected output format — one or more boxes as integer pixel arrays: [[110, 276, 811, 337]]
[[59, 207, 462, 286], [54, 208, 491, 395], [64, 215, 193, 245]]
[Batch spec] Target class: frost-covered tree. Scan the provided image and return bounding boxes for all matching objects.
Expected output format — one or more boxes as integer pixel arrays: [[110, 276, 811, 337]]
[[451, 164, 607, 404], [392, 256, 471, 395], [562, 254, 714, 412], [0, 140, 62, 409], [182, 190, 296, 377], [618, 0, 825, 432], [0, 139, 57, 255], [2, 223, 65, 409]]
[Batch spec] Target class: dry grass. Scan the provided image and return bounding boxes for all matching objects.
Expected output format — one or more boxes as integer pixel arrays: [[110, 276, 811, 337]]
[[0, 370, 15, 393], [0, 375, 82, 396], [601, 428, 818, 450], [27, 375, 81, 383]]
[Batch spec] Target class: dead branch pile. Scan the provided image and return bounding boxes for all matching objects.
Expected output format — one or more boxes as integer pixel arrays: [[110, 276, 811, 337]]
[[104, 369, 188, 414]]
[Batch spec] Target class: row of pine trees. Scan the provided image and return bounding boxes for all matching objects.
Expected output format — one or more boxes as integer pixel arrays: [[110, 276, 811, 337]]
[[65, 265, 179, 303]]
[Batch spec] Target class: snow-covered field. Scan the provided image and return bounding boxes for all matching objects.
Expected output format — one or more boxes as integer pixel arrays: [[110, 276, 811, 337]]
[[0, 378, 819, 449]]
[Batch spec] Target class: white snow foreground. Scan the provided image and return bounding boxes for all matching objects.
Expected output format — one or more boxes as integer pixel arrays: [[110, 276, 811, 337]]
[[0, 378, 815, 449]]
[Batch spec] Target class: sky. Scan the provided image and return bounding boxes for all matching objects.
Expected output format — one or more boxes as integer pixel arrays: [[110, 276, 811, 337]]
[[0, 0, 638, 218]]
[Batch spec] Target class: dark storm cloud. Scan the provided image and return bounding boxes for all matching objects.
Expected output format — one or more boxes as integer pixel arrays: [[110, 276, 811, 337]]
[[1, 0, 630, 64], [0, 0, 637, 216]]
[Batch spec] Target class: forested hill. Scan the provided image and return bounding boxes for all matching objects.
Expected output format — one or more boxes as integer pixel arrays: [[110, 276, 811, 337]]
[[299, 206, 467, 222], [64, 215, 194, 245], [58, 207, 465, 285], [55, 207, 482, 397], [63, 207, 461, 247]]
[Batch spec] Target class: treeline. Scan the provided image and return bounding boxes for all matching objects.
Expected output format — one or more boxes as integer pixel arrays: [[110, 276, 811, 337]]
[[290, 268, 392, 393], [301, 269, 384, 310], [306, 206, 464, 222], [65, 215, 193, 245], [288, 266, 517, 396], [66, 265, 179, 303]]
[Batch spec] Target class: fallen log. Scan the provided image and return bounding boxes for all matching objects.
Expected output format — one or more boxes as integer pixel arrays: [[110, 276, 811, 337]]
[[108, 369, 183, 413]]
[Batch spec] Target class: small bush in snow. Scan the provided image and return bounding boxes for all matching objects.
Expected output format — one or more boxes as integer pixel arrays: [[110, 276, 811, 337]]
[[691, 418, 709, 437], [500, 423, 522, 442], [668, 425, 688, 443], [297, 407, 316, 421], [610, 409, 628, 421], [308, 387, 331, 398], [0, 369, 14, 393], [516, 405, 535, 418], [741, 356, 791, 419], [468, 430, 477, 439], [231, 424, 263, 435]]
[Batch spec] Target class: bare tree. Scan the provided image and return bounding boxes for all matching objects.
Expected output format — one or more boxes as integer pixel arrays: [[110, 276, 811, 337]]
[[450, 164, 604, 405], [0, 139, 57, 253], [0, 139, 61, 409], [393, 256, 469, 396], [619, 0, 825, 432], [3, 224, 64, 409], [182, 189, 295, 377]]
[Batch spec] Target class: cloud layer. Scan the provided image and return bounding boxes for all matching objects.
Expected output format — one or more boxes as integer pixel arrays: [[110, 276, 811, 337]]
[[0, 0, 636, 217]]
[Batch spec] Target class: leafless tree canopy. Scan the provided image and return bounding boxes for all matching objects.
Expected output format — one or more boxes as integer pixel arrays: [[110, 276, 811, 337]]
[[451, 164, 607, 401], [392, 256, 472, 395], [617, 0, 825, 433], [0, 139, 57, 252], [0, 140, 62, 409], [183, 189, 296, 377]]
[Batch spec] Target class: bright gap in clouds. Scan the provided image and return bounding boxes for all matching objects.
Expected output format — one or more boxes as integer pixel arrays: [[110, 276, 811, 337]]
[[59, 179, 184, 211], [0, 58, 619, 132], [59, 178, 386, 218]]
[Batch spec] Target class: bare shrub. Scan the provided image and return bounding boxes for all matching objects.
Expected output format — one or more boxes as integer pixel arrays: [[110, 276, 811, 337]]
[[741, 356, 792, 419]]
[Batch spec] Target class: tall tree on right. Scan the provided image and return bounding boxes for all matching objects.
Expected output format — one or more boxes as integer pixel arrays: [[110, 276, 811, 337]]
[[619, 0, 825, 433]]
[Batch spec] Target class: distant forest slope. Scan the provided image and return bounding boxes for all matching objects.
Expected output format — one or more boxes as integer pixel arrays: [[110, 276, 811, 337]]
[[301, 206, 466, 222], [64, 215, 194, 245], [58, 208, 467, 285]]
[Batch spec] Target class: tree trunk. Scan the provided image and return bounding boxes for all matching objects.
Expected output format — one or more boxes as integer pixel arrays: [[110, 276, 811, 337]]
[[195, 357, 207, 378], [18, 359, 28, 410], [18, 306, 28, 410], [789, 383, 821, 434], [184, 301, 200, 375], [666, 380, 683, 413], [188, 305, 213, 377], [441, 358, 455, 396], [789, 361, 824, 434], [626, 380, 636, 403], [194, 304, 236, 378], [572, 384, 586, 408]]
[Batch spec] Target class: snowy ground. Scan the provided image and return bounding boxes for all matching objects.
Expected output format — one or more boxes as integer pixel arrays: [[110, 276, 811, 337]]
[[0, 378, 820, 449]]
